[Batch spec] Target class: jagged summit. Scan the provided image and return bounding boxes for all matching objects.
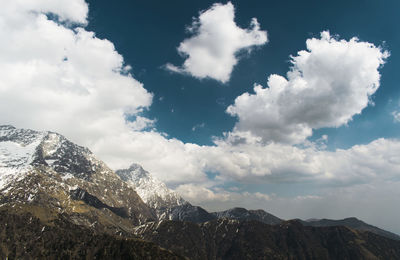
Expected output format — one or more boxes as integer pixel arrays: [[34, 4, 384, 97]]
[[116, 164, 186, 220], [118, 163, 149, 182]]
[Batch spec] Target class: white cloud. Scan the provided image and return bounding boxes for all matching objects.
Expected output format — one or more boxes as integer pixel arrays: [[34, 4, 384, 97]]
[[166, 2, 268, 83], [192, 123, 205, 131], [197, 136, 400, 185], [1, 0, 88, 24], [0, 5, 152, 139], [92, 131, 208, 185], [392, 110, 400, 122], [227, 31, 389, 144], [175, 183, 272, 207]]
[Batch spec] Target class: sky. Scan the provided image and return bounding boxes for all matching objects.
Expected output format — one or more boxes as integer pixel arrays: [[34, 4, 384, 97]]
[[1, 0, 400, 234]]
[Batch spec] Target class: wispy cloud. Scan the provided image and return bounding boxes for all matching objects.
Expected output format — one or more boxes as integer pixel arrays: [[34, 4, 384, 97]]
[[392, 110, 400, 122], [192, 123, 205, 131]]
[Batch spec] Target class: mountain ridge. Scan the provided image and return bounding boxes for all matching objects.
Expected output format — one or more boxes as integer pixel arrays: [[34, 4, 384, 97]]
[[300, 217, 400, 241], [1, 125, 400, 259]]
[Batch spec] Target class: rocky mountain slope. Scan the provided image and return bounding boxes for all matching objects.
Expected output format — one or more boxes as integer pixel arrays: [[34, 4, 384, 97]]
[[134, 218, 400, 260], [116, 164, 217, 223], [116, 163, 186, 220], [0, 125, 155, 235]]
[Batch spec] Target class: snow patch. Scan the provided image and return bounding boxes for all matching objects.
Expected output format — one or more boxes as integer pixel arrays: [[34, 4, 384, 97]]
[[116, 164, 186, 209], [61, 173, 74, 180], [0, 126, 45, 189]]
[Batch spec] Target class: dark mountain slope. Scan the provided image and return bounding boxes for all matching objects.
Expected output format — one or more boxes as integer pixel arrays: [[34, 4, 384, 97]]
[[0, 209, 185, 260], [301, 217, 400, 241], [134, 218, 400, 260], [212, 207, 282, 225]]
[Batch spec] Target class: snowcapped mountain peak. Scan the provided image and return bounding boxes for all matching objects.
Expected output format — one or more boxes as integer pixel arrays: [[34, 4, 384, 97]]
[[116, 164, 186, 212], [0, 125, 155, 226], [0, 125, 46, 189], [0, 125, 45, 146], [118, 163, 149, 183], [0, 125, 102, 191]]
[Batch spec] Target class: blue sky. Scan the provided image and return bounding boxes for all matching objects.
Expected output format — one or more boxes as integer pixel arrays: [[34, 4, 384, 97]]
[[86, 0, 400, 148], [2, 0, 400, 234]]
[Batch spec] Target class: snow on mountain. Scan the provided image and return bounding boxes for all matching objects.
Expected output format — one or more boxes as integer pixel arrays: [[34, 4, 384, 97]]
[[116, 164, 187, 219], [0, 125, 45, 189], [0, 125, 155, 228], [0, 125, 101, 191]]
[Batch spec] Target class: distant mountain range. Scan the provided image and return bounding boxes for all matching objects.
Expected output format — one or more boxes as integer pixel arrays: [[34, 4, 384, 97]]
[[300, 217, 400, 241], [1, 125, 399, 259]]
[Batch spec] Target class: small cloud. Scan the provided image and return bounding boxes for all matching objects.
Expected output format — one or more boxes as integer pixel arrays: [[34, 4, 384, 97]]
[[164, 63, 184, 74], [392, 111, 400, 122], [159, 96, 164, 101], [192, 123, 205, 131], [165, 2, 268, 83], [216, 97, 226, 106], [295, 195, 322, 200], [242, 191, 271, 201]]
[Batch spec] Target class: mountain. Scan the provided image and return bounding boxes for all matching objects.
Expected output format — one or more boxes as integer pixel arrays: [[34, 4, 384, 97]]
[[0, 125, 155, 234], [212, 207, 282, 225], [116, 163, 216, 223], [2, 125, 400, 259], [115, 159, 400, 241], [134, 218, 400, 260], [301, 217, 400, 241], [116, 163, 186, 220], [169, 203, 216, 223]]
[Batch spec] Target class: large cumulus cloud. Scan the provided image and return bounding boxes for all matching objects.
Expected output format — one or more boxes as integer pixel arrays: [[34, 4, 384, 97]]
[[227, 31, 389, 144]]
